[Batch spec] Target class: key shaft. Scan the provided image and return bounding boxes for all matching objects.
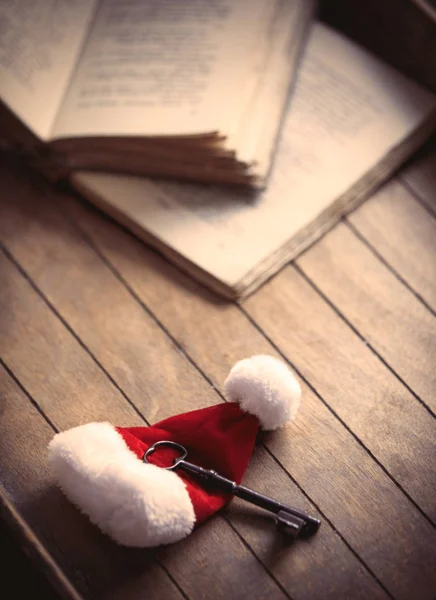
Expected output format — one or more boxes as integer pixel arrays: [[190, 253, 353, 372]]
[[179, 459, 320, 537]]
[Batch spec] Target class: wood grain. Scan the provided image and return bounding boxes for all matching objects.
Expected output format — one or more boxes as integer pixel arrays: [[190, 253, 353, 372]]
[[0, 165, 218, 423], [0, 248, 288, 600], [347, 178, 436, 312], [297, 222, 436, 414], [0, 163, 388, 600], [0, 493, 81, 600], [244, 265, 436, 520], [48, 176, 436, 599], [401, 142, 436, 214], [0, 252, 140, 431]]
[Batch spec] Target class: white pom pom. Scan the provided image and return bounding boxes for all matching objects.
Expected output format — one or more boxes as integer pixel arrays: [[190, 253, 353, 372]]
[[224, 355, 301, 430]]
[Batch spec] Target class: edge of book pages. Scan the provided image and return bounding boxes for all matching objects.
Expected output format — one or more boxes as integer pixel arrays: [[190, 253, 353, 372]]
[[0, 0, 316, 189], [71, 111, 436, 301], [63, 0, 315, 188], [238, 111, 436, 298]]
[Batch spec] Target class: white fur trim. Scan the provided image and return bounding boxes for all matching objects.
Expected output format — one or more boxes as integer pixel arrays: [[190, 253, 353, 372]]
[[224, 355, 301, 430], [48, 422, 195, 547]]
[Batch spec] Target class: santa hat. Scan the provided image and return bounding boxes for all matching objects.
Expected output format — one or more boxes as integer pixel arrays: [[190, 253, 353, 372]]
[[48, 355, 301, 548]]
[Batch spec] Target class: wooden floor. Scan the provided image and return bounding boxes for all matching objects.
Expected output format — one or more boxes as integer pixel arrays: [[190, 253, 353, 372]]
[[0, 140, 435, 600]]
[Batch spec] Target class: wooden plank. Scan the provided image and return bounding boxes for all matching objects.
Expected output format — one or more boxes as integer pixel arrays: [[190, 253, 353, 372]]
[[51, 180, 436, 599], [0, 493, 82, 600], [297, 222, 436, 414], [347, 178, 436, 312], [0, 166, 390, 599], [0, 365, 180, 600], [0, 251, 288, 600], [244, 265, 436, 520], [400, 142, 436, 214], [0, 166, 217, 424], [0, 256, 140, 431], [157, 515, 286, 600]]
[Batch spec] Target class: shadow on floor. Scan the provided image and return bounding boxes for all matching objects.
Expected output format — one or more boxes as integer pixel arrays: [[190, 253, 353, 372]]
[[1, 520, 61, 600]]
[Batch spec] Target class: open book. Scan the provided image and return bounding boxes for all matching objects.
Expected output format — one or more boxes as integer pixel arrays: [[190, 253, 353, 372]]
[[71, 22, 436, 299], [0, 0, 314, 187]]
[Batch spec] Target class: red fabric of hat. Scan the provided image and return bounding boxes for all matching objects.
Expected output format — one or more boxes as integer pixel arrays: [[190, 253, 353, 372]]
[[117, 402, 259, 523], [49, 355, 301, 548]]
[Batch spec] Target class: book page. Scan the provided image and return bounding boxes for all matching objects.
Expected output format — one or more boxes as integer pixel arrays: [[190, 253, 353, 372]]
[[225, 0, 309, 161], [0, 0, 98, 140], [72, 23, 436, 290], [51, 0, 268, 139], [233, 0, 315, 177]]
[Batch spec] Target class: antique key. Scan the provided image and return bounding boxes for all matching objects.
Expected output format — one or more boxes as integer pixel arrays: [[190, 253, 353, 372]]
[[143, 440, 321, 540]]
